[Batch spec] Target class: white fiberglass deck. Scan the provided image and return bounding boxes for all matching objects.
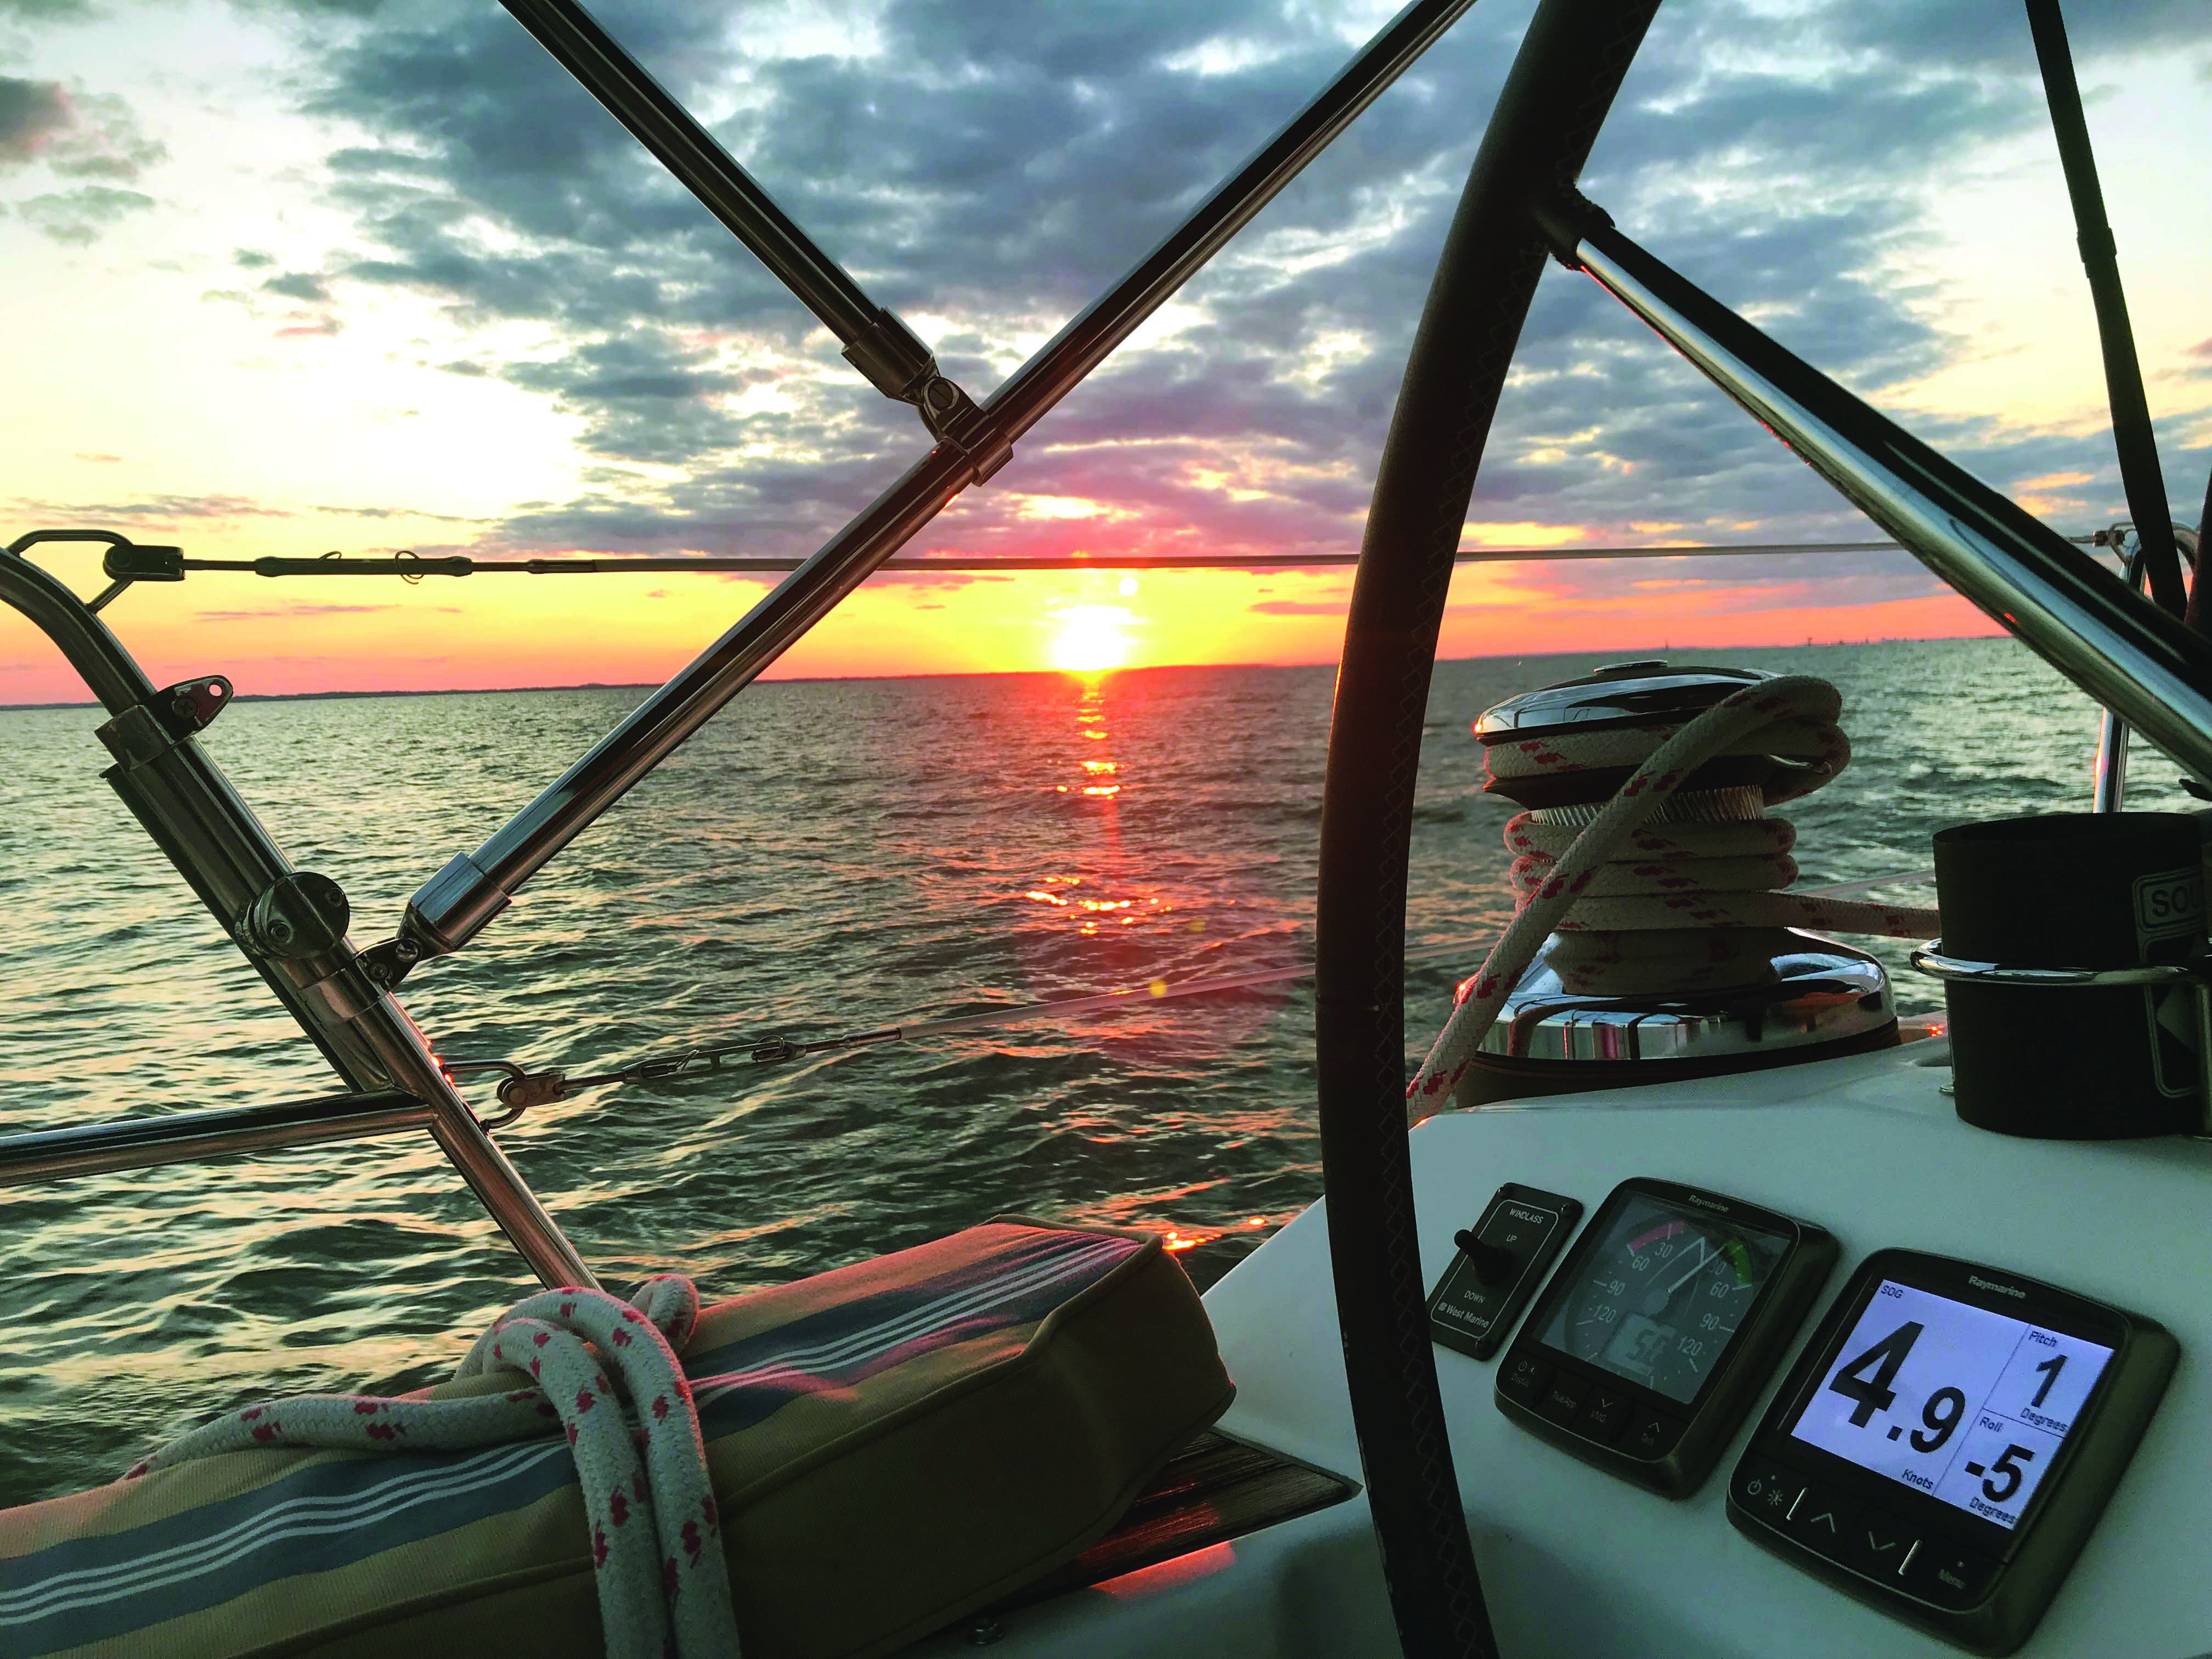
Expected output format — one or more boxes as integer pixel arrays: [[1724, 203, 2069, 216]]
[[908, 1037, 2212, 1658]]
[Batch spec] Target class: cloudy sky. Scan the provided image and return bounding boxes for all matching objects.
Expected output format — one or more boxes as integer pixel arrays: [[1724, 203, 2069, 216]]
[[2, 0, 2208, 701]]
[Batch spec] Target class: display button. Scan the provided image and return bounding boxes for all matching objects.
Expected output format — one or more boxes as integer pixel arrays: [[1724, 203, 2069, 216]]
[[1622, 1405, 1683, 1460], [1782, 1479, 1858, 1565], [1537, 1370, 1592, 1427], [1733, 1460, 1807, 1523], [1900, 1541, 2000, 1611], [1577, 1385, 1635, 1444], [1498, 1352, 1551, 1408], [1836, 1509, 1918, 1582]]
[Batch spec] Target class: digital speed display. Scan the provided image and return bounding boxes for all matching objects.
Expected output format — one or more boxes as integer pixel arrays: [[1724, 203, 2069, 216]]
[[1539, 1189, 1788, 1405], [1730, 1249, 2173, 1653], [1789, 1280, 2114, 1530]]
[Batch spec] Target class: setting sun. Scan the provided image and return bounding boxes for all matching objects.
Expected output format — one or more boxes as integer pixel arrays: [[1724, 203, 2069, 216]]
[[1052, 605, 1135, 673]]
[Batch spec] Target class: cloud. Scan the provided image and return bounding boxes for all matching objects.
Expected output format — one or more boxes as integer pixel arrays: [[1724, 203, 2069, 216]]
[[1819, 0, 2212, 66], [194, 602, 405, 622], [309, 503, 487, 522], [203, 265, 345, 337], [0, 77, 71, 163], [262, 270, 331, 302], [15, 0, 2207, 635], [9, 492, 292, 522], [496, 330, 768, 464], [1, 77, 163, 184], [14, 183, 153, 243], [43, 90, 165, 180]]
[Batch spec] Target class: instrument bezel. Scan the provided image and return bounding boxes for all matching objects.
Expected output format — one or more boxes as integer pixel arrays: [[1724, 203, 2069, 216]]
[[1730, 1248, 2177, 1654], [1496, 1176, 1837, 1497]]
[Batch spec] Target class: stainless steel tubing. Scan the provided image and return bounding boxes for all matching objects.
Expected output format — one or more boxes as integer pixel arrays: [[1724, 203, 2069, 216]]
[[497, 0, 882, 347], [0, 545, 598, 1290], [2092, 538, 2148, 811], [1909, 944, 2205, 990], [1553, 213, 2212, 786], [977, 0, 1481, 449], [0, 1091, 434, 1187], [2091, 708, 2132, 812], [1914, 941, 2212, 1135], [400, 443, 974, 955], [402, 0, 1484, 961], [1, 534, 157, 710]]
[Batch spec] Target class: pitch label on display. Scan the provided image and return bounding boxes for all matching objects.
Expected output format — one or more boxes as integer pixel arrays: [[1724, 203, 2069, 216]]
[[1789, 1280, 2113, 1528]]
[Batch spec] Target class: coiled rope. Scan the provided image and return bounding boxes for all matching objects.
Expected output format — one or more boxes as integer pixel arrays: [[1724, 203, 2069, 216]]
[[1407, 675, 1940, 1120], [128, 1277, 740, 1659]]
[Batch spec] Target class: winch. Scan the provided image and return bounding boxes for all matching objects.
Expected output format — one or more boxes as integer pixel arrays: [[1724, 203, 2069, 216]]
[[1446, 661, 1912, 1108]]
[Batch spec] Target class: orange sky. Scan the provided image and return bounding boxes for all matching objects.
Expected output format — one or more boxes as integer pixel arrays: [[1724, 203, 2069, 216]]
[[4, 3, 2206, 707], [0, 538, 2010, 706]]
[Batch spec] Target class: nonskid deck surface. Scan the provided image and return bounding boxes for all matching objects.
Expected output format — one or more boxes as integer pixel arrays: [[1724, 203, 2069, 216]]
[[904, 1040, 2212, 1658]]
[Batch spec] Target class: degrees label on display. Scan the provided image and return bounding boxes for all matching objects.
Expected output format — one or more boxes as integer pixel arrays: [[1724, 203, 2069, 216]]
[[1789, 1280, 2114, 1529]]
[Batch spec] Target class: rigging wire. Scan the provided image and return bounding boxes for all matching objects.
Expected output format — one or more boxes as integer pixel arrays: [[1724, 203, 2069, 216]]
[[167, 539, 2097, 580]]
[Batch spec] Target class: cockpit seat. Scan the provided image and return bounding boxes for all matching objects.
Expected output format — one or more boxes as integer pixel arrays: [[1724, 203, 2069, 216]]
[[0, 1217, 1233, 1659]]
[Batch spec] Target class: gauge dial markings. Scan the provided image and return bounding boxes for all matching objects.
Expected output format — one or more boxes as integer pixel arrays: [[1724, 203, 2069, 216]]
[[1553, 1207, 1776, 1403]]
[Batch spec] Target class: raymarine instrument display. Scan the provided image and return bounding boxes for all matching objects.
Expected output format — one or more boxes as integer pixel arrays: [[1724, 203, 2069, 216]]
[[1788, 1279, 2113, 1530], [1496, 1178, 1835, 1496], [1536, 1186, 1791, 1405], [1730, 1249, 2175, 1654]]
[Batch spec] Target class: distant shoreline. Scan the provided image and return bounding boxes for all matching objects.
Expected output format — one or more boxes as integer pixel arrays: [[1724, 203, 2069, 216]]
[[0, 635, 2000, 712]]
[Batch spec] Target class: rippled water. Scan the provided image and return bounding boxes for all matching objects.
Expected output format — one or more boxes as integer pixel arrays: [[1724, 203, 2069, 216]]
[[0, 638, 2187, 1504]]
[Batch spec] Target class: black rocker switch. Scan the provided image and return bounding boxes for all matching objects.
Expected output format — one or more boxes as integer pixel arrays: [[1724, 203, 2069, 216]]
[[1429, 1186, 1585, 1362], [1453, 1229, 1519, 1284]]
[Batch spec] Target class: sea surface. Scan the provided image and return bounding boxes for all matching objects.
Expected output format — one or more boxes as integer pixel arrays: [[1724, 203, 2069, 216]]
[[0, 637, 2190, 1504]]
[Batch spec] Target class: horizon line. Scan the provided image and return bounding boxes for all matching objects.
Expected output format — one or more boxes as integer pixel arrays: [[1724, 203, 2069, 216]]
[[0, 633, 2000, 712]]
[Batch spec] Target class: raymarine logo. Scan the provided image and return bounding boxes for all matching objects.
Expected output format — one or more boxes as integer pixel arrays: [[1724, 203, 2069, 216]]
[[1683, 1194, 1729, 1213], [1968, 1274, 2025, 1299]]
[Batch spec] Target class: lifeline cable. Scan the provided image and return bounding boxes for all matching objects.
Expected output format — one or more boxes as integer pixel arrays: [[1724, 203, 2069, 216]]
[[1407, 675, 1941, 1119]]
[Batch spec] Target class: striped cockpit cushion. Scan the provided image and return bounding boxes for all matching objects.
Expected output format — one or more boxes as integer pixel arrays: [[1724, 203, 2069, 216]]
[[1, 1218, 1234, 1659]]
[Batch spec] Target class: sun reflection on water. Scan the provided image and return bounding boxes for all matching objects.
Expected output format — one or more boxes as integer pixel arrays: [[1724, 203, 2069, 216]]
[[1011, 675, 1300, 1087]]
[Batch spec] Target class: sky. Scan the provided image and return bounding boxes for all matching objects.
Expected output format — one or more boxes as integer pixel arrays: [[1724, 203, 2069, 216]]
[[2, 0, 2209, 702]]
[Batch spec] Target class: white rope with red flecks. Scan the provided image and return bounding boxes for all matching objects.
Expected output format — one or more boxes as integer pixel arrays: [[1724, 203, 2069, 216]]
[[127, 1276, 738, 1659], [1406, 675, 1940, 1122]]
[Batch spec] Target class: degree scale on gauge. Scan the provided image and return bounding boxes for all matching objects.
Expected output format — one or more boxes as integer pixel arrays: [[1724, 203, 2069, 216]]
[[1496, 1177, 1836, 1496]]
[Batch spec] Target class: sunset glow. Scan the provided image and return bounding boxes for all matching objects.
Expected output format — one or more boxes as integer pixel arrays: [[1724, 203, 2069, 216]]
[[0, 4, 2205, 706], [1051, 606, 1135, 674]]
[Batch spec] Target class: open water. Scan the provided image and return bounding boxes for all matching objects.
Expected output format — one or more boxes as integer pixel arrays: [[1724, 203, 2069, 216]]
[[0, 637, 2191, 1504]]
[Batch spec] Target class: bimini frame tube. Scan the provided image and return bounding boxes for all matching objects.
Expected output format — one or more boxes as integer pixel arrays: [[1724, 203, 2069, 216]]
[[495, 0, 977, 444], [1542, 202, 2212, 785], [393, 0, 1484, 969], [498, 0, 910, 380]]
